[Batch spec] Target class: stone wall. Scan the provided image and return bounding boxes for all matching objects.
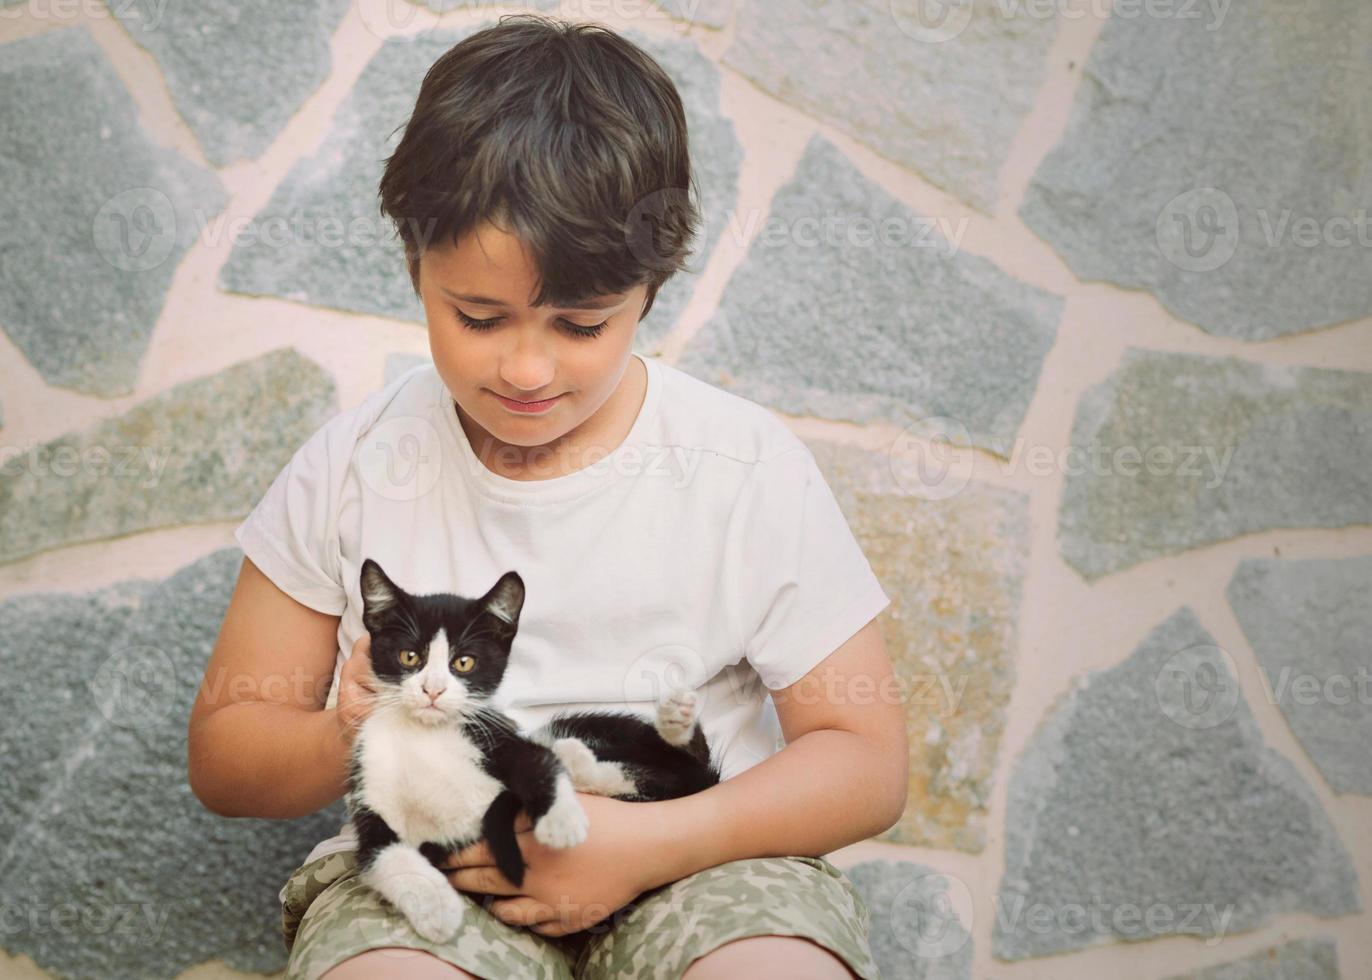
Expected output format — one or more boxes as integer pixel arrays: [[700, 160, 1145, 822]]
[[0, 2, 1367, 978]]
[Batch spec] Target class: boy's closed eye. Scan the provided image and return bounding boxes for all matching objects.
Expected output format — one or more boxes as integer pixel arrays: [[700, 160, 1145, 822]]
[[454, 307, 609, 339]]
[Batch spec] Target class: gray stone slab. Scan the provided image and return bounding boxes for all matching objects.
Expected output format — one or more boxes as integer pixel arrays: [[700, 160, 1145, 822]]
[[0, 26, 228, 397], [807, 438, 1030, 853], [677, 135, 1061, 455], [420, 0, 558, 10], [0, 347, 337, 565], [993, 606, 1360, 961], [623, 28, 742, 349], [1227, 557, 1372, 795], [845, 860, 972, 979], [217, 27, 467, 323], [0, 547, 344, 978], [650, 0, 736, 28], [417, 0, 730, 27], [109, 0, 351, 168], [219, 24, 740, 347], [1162, 936, 1341, 980], [723, 0, 1057, 213], [1058, 349, 1372, 581], [1019, 0, 1372, 339]]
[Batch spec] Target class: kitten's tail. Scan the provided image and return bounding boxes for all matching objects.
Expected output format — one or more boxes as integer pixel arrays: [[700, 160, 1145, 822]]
[[481, 790, 527, 889]]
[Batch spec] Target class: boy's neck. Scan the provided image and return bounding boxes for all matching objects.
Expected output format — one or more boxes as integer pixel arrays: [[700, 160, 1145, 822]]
[[456, 354, 647, 482]]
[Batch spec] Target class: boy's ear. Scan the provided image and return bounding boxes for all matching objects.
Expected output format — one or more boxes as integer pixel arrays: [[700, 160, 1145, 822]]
[[481, 571, 524, 628], [407, 253, 421, 297], [360, 558, 401, 627], [640, 281, 658, 321]]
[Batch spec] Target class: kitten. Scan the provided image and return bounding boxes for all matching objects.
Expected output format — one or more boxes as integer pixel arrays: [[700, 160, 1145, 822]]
[[492, 687, 723, 888], [349, 558, 722, 940], [347, 558, 589, 943]]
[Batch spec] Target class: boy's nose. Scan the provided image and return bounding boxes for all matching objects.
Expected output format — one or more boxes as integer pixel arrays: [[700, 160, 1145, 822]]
[[499, 368, 556, 395], [499, 337, 556, 393]]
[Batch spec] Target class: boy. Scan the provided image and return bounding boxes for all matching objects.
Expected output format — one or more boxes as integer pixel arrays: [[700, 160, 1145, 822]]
[[188, 14, 907, 979]]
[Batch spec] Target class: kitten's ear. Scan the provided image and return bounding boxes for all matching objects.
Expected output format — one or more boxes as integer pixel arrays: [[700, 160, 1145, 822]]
[[480, 571, 524, 629], [359, 558, 402, 628]]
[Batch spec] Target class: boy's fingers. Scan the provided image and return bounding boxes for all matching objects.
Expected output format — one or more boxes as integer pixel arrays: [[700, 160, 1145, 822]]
[[445, 839, 493, 867]]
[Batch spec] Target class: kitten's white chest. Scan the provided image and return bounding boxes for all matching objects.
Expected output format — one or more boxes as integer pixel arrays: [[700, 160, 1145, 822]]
[[356, 714, 504, 846]]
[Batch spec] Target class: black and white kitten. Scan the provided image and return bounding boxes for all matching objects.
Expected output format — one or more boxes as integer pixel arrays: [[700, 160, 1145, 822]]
[[348, 559, 589, 943], [349, 558, 721, 942]]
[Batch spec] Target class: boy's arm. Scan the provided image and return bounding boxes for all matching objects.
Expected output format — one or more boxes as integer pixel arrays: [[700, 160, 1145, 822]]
[[189, 557, 354, 819], [644, 616, 909, 887]]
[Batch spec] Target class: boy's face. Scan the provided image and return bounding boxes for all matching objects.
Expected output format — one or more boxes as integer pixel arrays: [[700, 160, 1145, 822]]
[[418, 220, 649, 471]]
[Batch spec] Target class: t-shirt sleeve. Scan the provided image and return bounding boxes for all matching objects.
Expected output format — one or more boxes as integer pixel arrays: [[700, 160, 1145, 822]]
[[730, 446, 892, 691], [233, 412, 350, 617]]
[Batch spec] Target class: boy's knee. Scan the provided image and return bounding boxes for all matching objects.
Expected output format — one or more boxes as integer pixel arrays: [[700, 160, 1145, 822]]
[[682, 935, 857, 980], [318, 947, 482, 979]]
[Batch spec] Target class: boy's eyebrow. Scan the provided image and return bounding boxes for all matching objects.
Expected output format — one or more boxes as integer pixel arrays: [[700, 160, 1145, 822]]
[[439, 286, 625, 311]]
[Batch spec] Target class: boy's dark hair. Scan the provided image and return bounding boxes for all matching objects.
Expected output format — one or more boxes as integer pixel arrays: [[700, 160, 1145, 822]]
[[378, 14, 700, 322]]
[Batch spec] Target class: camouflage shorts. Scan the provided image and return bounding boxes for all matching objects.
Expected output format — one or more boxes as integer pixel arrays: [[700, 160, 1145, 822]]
[[280, 848, 881, 979]]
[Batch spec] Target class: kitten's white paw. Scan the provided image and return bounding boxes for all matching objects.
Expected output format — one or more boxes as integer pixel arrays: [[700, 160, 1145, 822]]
[[364, 846, 465, 943], [655, 688, 699, 746], [552, 736, 598, 779], [534, 774, 589, 849], [398, 882, 465, 944], [553, 737, 638, 797]]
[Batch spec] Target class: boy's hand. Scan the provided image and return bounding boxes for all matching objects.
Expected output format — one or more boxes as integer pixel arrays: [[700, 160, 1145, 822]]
[[438, 793, 672, 937], [335, 632, 378, 749]]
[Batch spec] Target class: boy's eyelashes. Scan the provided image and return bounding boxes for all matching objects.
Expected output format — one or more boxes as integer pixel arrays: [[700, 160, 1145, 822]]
[[453, 307, 608, 339]]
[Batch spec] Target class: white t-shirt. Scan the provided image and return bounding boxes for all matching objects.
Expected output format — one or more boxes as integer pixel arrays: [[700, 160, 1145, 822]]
[[234, 352, 890, 875]]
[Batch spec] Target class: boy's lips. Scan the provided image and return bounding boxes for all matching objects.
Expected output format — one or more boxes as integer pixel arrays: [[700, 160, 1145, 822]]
[[491, 390, 564, 413]]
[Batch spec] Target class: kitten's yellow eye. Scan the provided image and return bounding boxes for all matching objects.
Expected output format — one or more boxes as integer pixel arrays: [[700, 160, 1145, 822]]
[[398, 650, 419, 668], [453, 655, 475, 673]]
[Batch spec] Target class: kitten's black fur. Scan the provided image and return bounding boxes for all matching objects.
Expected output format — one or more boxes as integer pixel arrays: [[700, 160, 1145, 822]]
[[348, 558, 720, 939]]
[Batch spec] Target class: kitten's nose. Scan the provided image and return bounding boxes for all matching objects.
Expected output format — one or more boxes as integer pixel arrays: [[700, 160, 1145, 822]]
[[422, 682, 444, 701]]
